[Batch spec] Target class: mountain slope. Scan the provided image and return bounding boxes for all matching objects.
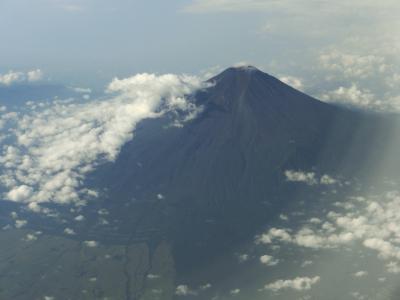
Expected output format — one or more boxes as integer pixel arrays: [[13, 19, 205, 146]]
[[85, 66, 391, 275]]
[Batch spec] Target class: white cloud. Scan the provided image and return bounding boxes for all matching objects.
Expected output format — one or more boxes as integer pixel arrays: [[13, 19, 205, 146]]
[[263, 276, 320, 292], [24, 233, 38, 241], [0, 69, 44, 85], [15, 219, 28, 228], [386, 261, 400, 274], [83, 240, 98, 247], [353, 271, 368, 278], [63, 227, 76, 235], [27, 69, 44, 82], [320, 174, 337, 185], [284, 170, 317, 185], [321, 84, 379, 110], [74, 215, 85, 221], [256, 228, 292, 244], [319, 51, 387, 80], [256, 189, 400, 274], [285, 170, 338, 186], [175, 285, 197, 296], [0, 73, 206, 211], [0, 71, 24, 86], [7, 185, 33, 202], [260, 255, 279, 266], [279, 76, 304, 91]]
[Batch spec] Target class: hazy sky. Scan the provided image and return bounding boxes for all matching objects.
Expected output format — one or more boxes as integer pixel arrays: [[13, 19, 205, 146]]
[[1, 0, 400, 108]]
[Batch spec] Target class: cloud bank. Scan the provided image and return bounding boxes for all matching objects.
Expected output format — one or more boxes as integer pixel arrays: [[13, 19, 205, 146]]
[[0, 73, 207, 212]]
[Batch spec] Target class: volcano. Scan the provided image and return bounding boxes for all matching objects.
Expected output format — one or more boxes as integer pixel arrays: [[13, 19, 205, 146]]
[[84, 66, 390, 272]]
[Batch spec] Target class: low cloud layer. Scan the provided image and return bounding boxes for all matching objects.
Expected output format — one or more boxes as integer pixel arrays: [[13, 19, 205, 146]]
[[256, 188, 400, 274], [0, 73, 207, 212]]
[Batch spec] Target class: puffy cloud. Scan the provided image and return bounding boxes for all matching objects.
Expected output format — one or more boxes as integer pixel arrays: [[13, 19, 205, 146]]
[[319, 51, 387, 80], [24, 233, 38, 241], [320, 174, 337, 185], [63, 228, 76, 235], [7, 185, 33, 202], [0, 71, 24, 85], [0, 73, 207, 211], [256, 189, 400, 274], [83, 240, 98, 247], [15, 219, 28, 228], [256, 228, 292, 244], [74, 215, 85, 221], [260, 255, 279, 266], [279, 76, 304, 91], [321, 84, 379, 110], [263, 276, 320, 292], [175, 283, 212, 296], [353, 271, 368, 278], [284, 170, 317, 185], [386, 261, 400, 274], [0, 69, 44, 85], [175, 285, 197, 296], [27, 69, 43, 82]]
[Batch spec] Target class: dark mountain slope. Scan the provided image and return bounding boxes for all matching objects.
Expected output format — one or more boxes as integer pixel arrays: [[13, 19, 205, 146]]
[[86, 66, 392, 275]]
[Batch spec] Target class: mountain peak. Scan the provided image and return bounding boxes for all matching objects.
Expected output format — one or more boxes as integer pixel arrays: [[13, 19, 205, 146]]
[[231, 64, 260, 71], [217, 65, 265, 77], [202, 65, 329, 113]]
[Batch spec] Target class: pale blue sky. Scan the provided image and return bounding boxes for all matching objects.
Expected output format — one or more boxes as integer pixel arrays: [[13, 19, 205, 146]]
[[1, 0, 400, 110]]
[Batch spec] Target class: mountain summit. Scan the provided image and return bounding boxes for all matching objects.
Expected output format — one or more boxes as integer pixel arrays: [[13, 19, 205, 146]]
[[200, 66, 330, 117]]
